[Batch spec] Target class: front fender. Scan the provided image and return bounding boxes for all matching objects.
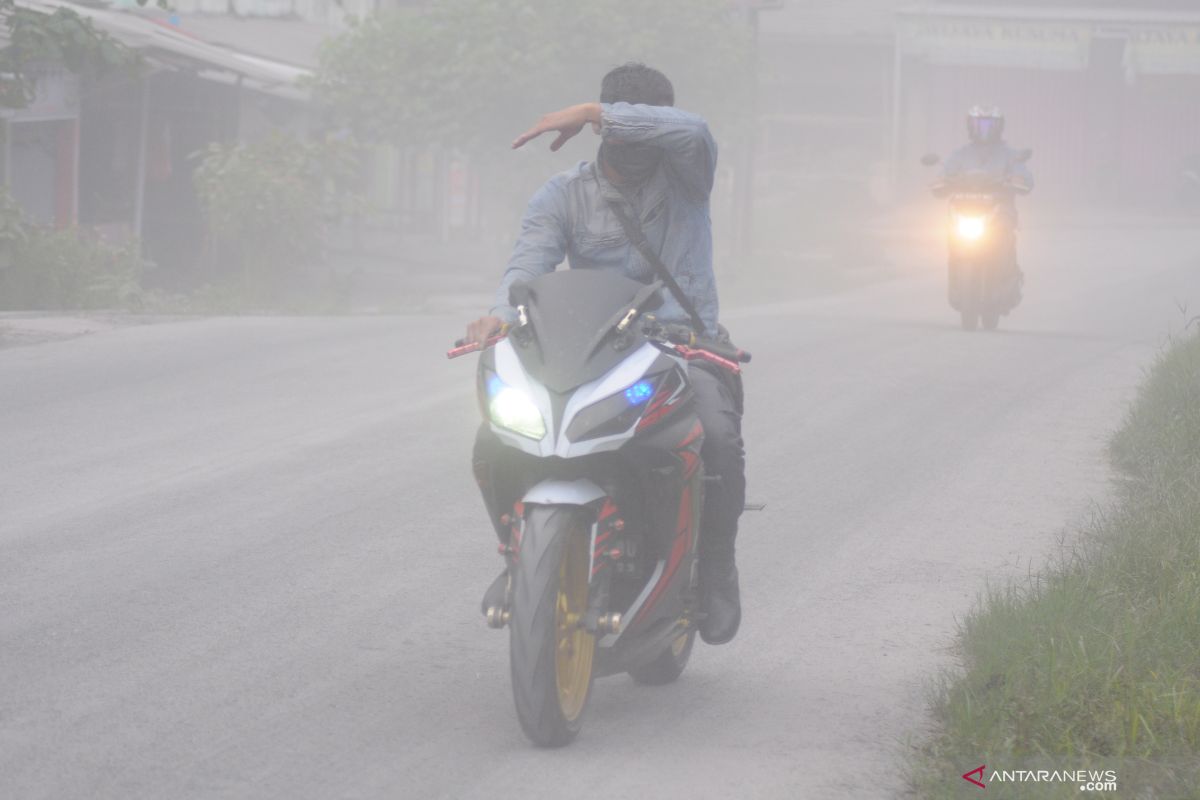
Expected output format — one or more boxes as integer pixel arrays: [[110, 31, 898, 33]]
[[521, 479, 607, 507]]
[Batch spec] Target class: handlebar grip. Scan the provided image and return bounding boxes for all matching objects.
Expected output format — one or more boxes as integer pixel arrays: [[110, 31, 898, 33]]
[[447, 333, 507, 359], [699, 341, 752, 364]]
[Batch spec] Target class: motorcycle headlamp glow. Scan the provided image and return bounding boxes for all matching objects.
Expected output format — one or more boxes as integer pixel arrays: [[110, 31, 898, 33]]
[[486, 375, 545, 439], [955, 215, 986, 241]]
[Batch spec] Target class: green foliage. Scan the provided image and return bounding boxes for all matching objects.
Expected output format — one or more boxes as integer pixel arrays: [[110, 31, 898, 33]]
[[310, 0, 752, 150], [0, 0, 140, 108], [192, 133, 360, 300], [910, 331, 1200, 798], [0, 188, 148, 310]]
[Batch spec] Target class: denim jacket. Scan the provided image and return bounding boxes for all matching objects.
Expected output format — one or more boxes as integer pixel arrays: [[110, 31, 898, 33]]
[[491, 102, 719, 336]]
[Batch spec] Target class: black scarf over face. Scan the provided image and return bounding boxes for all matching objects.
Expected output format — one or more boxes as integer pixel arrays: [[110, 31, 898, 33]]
[[599, 141, 663, 186]]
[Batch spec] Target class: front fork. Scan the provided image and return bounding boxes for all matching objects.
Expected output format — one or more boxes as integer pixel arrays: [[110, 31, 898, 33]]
[[489, 499, 625, 637]]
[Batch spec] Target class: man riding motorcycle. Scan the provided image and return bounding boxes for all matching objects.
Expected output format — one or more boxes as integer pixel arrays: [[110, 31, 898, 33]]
[[938, 105, 1034, 310], [465, 63, 745, 645]]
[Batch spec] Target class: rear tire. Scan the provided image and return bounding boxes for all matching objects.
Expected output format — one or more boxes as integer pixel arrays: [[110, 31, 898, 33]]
[[628, 629, 697, 686], [509, 505, 595, 747]]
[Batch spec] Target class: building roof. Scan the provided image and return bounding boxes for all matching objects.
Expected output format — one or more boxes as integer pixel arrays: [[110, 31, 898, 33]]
[[118, 12, 331, 70], [16, 0, 310, 98]]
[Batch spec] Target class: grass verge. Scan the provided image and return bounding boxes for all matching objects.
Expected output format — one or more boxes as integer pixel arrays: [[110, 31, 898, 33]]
[[910, 329, 1200, 799]]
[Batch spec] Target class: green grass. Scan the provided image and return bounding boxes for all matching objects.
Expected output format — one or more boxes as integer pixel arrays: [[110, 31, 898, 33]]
[[910, 330, 1200, 799]]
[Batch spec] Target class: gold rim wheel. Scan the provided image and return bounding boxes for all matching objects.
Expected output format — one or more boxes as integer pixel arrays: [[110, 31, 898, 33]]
[[554, 531, 594, 722]]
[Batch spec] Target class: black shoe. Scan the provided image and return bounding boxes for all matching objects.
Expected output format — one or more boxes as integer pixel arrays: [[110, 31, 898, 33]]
[[699, 561, 741, 645], [480, 569, 508, 616]]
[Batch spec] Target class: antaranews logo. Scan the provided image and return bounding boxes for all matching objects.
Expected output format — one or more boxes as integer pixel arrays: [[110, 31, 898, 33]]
[[961, 764, 1118, 792], [962, 765, 986, 788]]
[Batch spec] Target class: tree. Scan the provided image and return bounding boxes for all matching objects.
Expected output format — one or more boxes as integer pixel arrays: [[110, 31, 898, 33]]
[[0, 0, 140, 108], [310, 0, 752, 150], [309, 0, 752, 239]]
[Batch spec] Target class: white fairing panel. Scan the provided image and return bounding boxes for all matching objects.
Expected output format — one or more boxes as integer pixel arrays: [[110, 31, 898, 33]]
[[555, 342, 663, 458], [489, 339, 554, 457], [490, 339, 682, 459], [521, 479, 607, 506]]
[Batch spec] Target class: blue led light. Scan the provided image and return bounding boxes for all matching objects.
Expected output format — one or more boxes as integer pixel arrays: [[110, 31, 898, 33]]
[[486, 374, 505, 397], [624, 380, 654, 405]]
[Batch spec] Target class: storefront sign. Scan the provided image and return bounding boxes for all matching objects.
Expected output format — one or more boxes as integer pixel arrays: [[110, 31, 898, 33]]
[[900, 17, 1092, 71], [1125, 26, 1200, 76]]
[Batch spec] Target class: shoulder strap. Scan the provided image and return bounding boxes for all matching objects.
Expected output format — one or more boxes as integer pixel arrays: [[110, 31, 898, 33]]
[[606, 198, 707, 334]]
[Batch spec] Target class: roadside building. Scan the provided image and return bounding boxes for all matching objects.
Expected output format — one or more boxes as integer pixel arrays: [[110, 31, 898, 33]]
[[1, 67, 81, 228], [3, 0, 310, 275], [894, 3, 1200, 206]]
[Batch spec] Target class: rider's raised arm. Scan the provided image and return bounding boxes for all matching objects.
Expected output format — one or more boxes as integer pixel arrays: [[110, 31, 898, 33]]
[[490, 176, 570, 323], [601, 102, 717, 200]]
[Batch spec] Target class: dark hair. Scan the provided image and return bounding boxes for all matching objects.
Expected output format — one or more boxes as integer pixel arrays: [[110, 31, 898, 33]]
[[600, 62, 674, 107]]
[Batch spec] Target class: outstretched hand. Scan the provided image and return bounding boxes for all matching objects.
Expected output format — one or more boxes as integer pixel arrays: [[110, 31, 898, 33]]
[[512, 103, 603, 151]]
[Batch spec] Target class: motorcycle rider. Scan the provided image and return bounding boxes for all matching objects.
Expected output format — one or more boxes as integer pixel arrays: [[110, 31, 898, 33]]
[[940, 105, 1034, 307], [465, 63, 746, 645]]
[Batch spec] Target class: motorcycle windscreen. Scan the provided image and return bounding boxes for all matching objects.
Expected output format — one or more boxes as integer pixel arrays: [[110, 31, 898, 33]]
[[508, 269, 661, 394]]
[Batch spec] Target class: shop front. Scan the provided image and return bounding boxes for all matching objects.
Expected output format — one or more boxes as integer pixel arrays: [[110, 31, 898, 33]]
[[894, 5, 1200, 205]]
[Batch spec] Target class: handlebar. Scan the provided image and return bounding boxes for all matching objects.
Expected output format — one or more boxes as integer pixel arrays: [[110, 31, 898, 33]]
[[701, 341, 752, 364], [446, 332, 507, 359], [445, 327, 752, 372], [673, 345, 742, 375]]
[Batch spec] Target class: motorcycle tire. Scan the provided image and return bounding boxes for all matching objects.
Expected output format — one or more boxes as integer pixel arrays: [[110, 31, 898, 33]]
[[982, 312, 1000, 331], [509, 505, 595, 747], [960, 309, 979, 331], [628, 629, 697, 686]]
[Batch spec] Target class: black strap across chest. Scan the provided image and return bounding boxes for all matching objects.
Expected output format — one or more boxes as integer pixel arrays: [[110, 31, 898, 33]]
[[605, 197, 707, 334]]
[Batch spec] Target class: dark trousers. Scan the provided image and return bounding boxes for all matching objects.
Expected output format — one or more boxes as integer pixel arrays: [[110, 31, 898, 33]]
[[472, 364, 746, 560]]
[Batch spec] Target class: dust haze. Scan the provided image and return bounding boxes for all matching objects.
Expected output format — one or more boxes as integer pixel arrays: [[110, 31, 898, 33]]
[[2, 1, 1199, 799]]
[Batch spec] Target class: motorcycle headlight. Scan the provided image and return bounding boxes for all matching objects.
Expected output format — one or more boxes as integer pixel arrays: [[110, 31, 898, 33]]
[[486, 376, 545, 439], [955, 215, 986, 241]]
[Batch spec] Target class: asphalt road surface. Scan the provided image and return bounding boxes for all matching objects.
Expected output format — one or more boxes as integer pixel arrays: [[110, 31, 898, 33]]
[[3, 224, 1199, 799]]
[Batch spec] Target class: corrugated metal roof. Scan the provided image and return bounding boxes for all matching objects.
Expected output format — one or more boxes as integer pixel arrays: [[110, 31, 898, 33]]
[[118, 12, 331, 70], [16, 0, 310, 97]]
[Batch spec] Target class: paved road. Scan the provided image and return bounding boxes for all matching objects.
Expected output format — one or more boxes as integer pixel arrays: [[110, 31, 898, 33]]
[[2, 225, 1199, 799]]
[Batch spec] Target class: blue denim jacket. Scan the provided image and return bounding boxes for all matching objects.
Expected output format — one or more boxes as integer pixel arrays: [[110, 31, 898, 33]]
[[491, 102, 719, 336]]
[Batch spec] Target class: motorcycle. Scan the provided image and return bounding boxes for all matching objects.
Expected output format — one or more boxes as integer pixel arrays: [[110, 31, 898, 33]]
[[921, 150, 1032, 331], [447, 269, 750, 747]]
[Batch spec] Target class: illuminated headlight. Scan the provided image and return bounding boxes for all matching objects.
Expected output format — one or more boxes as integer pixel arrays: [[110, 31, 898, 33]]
[[955, 215, 986, 241], [487, 377, 545, 439]]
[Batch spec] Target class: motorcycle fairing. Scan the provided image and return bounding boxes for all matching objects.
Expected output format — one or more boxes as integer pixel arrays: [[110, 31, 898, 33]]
[[490, 338, 683, 459], [508, 270, 661, 394]]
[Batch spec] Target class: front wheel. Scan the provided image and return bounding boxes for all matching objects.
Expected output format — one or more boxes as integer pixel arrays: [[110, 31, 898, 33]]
[[628, 629, 696, 685], [509, 505, 595, 747]]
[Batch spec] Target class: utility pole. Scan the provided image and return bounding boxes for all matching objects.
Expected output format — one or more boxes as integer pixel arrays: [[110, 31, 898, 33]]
[[734, 0, 759, 259]]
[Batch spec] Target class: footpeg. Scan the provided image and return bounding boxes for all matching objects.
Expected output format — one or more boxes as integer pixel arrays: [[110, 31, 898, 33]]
[[485, 606, 511, 629]]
